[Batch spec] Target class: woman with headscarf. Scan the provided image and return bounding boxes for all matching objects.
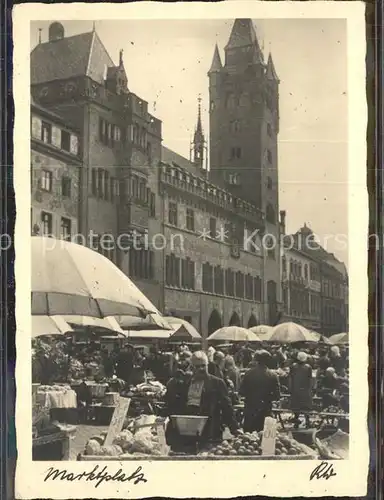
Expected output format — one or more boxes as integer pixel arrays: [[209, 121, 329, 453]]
[[329, 345, 346, 375], [289, 351, 313, 429]]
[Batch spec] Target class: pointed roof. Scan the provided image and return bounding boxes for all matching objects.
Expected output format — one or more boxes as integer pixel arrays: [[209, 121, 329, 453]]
[[225, 19, 257, 50], [194, 96, 203, 136], [31, 29, 114, 85], [266, 53, 279, 82], [208, 44, 222, 74]]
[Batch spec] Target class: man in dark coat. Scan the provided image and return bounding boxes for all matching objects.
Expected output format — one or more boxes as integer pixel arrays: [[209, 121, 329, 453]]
[[164, 351, 240, 450], [239, 350, 280, 432]]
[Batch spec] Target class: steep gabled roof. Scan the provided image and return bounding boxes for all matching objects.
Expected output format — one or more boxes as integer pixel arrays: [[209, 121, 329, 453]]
[[31, 30, 114, 85], [225, 19, 257, 50], [161, 146, 201, 176]]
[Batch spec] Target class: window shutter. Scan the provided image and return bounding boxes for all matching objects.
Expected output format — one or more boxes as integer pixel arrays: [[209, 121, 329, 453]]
[[51, 126, 61, 147], [31, 116, 42, 139], [70, 135, 78, 155]]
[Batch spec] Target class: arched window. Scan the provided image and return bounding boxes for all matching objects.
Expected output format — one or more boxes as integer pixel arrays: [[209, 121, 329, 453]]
[[208, 310, 222, 335]]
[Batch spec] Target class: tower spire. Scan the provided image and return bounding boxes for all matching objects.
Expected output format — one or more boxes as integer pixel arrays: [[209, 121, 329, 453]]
[[208, 44, 222, 74], [193, 95, 205, 172]]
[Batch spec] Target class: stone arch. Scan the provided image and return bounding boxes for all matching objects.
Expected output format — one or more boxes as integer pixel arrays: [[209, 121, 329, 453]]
[[208, 309, 222, 335], [247, 314, 258, 328], [229, 311, 241, 326]]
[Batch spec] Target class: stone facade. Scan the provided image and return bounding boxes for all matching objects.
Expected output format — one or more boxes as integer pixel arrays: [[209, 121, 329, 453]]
[[31, 103, 82, 239]]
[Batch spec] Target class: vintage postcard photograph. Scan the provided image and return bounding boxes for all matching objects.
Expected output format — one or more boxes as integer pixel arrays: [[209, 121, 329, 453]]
[[14, 1, 368, 498]]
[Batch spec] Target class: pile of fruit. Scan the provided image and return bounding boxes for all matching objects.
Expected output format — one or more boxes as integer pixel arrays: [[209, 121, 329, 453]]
[[38, 384, 72, 393], [200, 431, 315, 457], [84, 425, 169, 457], [127, 381, 166, 400]]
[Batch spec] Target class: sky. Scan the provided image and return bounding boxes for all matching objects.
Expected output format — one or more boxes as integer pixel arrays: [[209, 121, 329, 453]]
[[31, 18, 348, 266]]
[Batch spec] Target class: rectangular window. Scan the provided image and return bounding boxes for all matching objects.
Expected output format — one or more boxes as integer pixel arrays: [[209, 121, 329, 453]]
[[149, 192, 156, 217], [61, 176, 71, 197], [254, 276, 262, 301], [209, 217, 216, 238], [41, 121, 52, 144], [267, 123, 272, 137], [41, 170, 53, 192], [92, 168, 98, 196], [60, 217, 72, 241], [168, 201, 178, 226], [267, 149, 272, 164], [186, 208, 195, 231], [235, 271, 244, 298], [70, 135, 79, 155], [61, 130, 71, 151], [214, 266, 224, 295], [98, 169, 104, 198], [225, 268, 235, 296], [104, 171, 110, 200], [41, 211, 53, 236]]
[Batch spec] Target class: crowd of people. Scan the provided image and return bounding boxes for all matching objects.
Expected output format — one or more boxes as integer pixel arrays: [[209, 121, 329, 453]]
[[160, 342, 349, 447], [60, 337, 349, 448]]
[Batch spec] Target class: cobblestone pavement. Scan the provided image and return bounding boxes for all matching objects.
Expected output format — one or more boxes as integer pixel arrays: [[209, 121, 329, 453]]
[[69, 425, 108, 460]]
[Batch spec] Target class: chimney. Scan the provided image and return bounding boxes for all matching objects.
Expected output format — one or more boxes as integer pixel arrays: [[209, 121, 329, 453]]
[[48, 22, 65, 42], [280, 210, 286, 235]]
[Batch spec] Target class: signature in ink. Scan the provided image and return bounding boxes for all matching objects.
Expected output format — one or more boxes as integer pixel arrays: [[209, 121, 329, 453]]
[[44, 465, 147, 488], [310, 461, 337, 481]]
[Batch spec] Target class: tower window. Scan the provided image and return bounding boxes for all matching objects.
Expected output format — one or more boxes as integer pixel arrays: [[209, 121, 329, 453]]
[[267, 177, 273, 189], [266, 204, 276, 224], [231, 147, 241, 160], [267, 149, 272, 164], [267, 123, 273, 137], [228, 173, 240, 185]]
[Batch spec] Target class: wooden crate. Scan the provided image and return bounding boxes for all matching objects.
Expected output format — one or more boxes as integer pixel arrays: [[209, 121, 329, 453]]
[[78, 453, 316, 461]]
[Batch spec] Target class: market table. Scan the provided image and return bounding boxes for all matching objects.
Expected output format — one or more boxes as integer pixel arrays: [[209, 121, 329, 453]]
[[36, 389, 77, 409], [272, 409, 349, 430]]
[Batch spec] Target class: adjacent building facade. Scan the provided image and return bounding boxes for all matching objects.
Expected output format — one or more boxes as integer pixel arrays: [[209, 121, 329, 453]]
[[281, 223, 348, 336]]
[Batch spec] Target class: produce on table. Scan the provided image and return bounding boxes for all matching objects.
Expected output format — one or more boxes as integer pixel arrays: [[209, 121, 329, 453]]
[[38, 385, 72, 393], [128, 381, 166, 399], [201, 431, 316, 457], [83, 420, 168, 457]]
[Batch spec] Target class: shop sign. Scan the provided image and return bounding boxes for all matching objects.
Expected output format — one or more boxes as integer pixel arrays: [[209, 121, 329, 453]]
[[261, 416, 277, 456], [104, 397, 131, 446]]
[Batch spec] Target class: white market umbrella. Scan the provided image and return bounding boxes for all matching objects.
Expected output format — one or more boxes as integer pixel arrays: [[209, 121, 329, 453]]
[[249, 325, 273, 340], [63, 315, 126, 335], [208, 326, 261, 343], [115, 312, 171, 331], [32, 236, 158, 319], [124, 329, 173, 340], [163, 317, 202, 341], [269, 322, 317, 343], [32, 315, 74, 338], [329, 332, 349, 345]]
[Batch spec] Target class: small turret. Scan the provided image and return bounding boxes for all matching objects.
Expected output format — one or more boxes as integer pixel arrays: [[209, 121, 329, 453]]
[[191, 96, 207, 174], [266, 53, 279, 82], [208, 44, 222, 74]]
